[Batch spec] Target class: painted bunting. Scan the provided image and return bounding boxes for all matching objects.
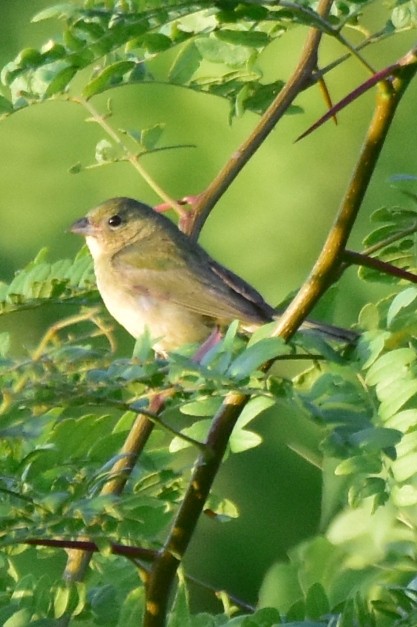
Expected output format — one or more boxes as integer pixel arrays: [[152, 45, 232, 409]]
[[70, 197, 356, 354]]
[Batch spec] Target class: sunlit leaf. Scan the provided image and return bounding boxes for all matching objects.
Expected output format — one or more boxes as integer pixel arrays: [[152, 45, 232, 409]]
[[215, 29, 270, 48], [195, 36, 252, 66], [229, 427, 262, 453], [32, 3, 76, 23]]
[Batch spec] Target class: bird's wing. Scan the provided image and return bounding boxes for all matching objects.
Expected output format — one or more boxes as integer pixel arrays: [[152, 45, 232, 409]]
[[112, 242, 273, 324], [208, 258, 275, 318]]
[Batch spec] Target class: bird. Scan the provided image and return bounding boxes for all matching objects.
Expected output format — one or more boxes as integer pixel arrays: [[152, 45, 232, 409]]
[[70, 197, 356, 355]]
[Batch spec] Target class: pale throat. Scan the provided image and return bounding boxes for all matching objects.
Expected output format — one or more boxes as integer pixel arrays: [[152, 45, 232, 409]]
[[85, 235, 103, 260]]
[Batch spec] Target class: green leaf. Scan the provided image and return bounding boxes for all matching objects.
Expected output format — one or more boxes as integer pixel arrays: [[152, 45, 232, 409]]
[[228, 337, 288, 379], [305, 582, 330, 619], [393, 483, 417, 506], [141, 33, 172, 53], [83, 60, 137, 99], [140, 123, 165, 150], [349, 427, 402, 452], [387, 286, 417, 327], [0, 95, 13, 115], [380, 379, 417, 420], [385, 408, 417, 431], [169, 420, 211, 452], [229, 428, 262, 453], [356, 332, 388, 370], [118, 587, 145, 626], [167, 572, 191, 627], [41, 40, 67, 62], [258, 561, 303, 613], [240, 80, 285, 115], [235, 395, 276, 428], [247, 321, 278, 346], [32, 3, 76, 22], [0, 249, 95, 315], [44, 64, 77, 96], [215, 30, 270, 48], [391, 2, 417, 30], [89, 585, 120, 624], [365, 348, 415, 385], [348, 476, 387, 507], [16, 47, 43, 69], [358, 302, 380, 330], [195, 36, 251, 66], [3, 609, 31, 627], [169, 40, 202, 84], [54, 583, 72, 618], [180, 397, 222, 417], [335, 454, 383, 476], [392, 430, 417, 478], [205, 495, 239, 521], [0, 332, 10, 357]]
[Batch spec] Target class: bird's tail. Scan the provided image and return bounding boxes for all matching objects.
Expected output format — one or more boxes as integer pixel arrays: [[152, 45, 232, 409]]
[[299, 318, 358, 344]]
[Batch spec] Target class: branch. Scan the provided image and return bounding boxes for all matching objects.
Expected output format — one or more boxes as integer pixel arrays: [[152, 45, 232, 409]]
[[74, 97, 188, 219], [272, 50, 417, 341], [343, 250, 417, 284], [27, 537, 256, 612], [27, 537, 156, 561], [188, 0, 335, 240], [298, 46, 417, 141], [143, 391, 249, 626], [63, 397, 161, 583]]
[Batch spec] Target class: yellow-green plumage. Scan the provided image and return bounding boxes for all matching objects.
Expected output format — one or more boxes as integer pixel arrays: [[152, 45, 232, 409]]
[[70, 197, 355, 354]]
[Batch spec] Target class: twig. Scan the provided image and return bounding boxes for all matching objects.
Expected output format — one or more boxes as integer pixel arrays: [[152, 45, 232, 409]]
[[343, 250, 417, 284], [297, 47, 417, 141], [8, 308, 112, 400], [74, 96, 188, 218], [27, 537, 156, 561], [27, 537, 256, 612], [272, 50, 417, 341], [188, 0, 335, 240], [361, 223, 417, 257]]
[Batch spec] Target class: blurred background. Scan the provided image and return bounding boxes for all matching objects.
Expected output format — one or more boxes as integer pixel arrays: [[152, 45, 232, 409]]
[[1, 0, 417, 612]]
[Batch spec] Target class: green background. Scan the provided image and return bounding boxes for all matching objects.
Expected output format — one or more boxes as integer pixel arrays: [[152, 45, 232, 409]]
[[1, 0, 417, 611]]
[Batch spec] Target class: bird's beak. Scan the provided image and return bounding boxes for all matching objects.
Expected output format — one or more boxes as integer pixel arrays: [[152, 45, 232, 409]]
[[70, 216, 96, 236]]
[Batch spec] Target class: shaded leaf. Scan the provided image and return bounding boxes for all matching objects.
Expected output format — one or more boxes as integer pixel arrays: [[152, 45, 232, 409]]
[[0, 95, 13, 115], [44, 64, 77, 96], [83, 60, 137, 99], [228, 338, 287, 379], [169, 40, 202, 84]]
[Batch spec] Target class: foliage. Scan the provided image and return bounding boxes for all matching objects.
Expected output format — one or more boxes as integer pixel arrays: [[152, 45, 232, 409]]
[[1, 0, 417, 626]]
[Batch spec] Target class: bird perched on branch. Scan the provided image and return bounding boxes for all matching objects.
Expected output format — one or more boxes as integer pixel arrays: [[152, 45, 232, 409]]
[[71, 197, 356, 355]]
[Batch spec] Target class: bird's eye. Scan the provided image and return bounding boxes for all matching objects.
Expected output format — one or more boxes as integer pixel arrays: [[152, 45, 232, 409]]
[[108, 214, 122, 228]]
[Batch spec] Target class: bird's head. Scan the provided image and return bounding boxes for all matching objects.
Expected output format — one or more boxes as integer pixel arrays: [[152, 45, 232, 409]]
[[70, 197, 162, 258]]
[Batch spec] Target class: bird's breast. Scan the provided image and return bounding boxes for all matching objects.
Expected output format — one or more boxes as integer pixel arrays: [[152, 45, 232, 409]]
[[95, 270, 211, 353]]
